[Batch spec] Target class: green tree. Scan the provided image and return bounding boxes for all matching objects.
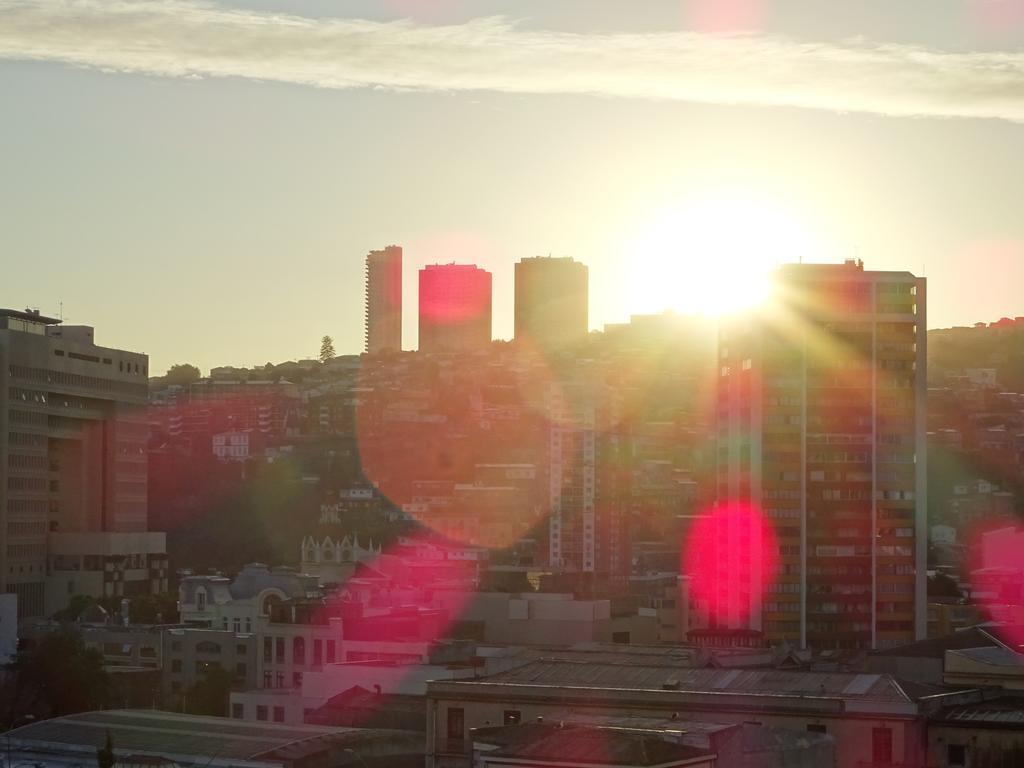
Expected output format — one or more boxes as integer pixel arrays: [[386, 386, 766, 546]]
[[184, 666, 235, 716], [164, 363, 202, 387], [125, 592, 180, 624], [319, 335, 336, 364], [9, 626, 108, 718], [97, 731, 116, 768], [52, 593, 99, 623]]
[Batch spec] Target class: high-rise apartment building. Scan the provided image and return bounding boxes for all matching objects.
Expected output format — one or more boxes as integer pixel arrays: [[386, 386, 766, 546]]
[[364, 245, 403, 354], [514, 256, 588, 351], [712, 261, 926, 650], [0, 309, 167, 617], [418, 264, 492, 353], [544, 383, 629, 591]]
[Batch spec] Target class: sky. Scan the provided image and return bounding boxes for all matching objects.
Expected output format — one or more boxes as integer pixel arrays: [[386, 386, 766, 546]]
[[2, 0, 1024, 374]]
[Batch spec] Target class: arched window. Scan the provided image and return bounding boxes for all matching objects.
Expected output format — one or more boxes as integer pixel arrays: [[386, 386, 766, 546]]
[[293, 636, 305, 665], [261, 593, 282, 617]]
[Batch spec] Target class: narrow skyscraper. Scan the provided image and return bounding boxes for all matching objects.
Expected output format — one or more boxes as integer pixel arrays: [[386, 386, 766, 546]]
[[364, 245, 403, 354], [544, 383, 629, 591], [418, 264, 492, 353], [514, 256, 588, 351], [711, 260, 926, 650]]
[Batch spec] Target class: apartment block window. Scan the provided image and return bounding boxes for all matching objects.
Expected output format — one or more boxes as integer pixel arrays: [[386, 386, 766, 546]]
[[447, 707, 465, 742], [171, 659, 182, 673], [326, 639, 336, 664], [275, 671, 284, 688], [313, 639, 323, 666], [273, 706, 285, 723], [231, 703, 244, 719], [263, 637, 272, 663], [256, 705, 268, 721], [275, 637, 285, 663], [806, 724, 827, 734], [503, 710, 521, 725], [947, 744, 966, 767], [236, 662, 247, 678]]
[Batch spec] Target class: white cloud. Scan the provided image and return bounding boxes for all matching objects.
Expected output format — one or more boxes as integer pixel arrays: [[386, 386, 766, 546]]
[[2, 0, 1024, 121]]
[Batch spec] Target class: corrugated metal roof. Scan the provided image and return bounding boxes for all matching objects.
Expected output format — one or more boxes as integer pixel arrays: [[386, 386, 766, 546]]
[[938, 697, 1024, 725], [477, 660, 908, 702], [4, 710, 391, 764]]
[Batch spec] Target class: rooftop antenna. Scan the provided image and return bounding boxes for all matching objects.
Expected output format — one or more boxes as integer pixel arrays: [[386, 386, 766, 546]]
[[58, 301, 63, 321]]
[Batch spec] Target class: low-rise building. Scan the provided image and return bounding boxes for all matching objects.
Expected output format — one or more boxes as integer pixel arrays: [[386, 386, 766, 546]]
[[473, 722, 718, 768], [425, 656, 969, 768], [162, 627, 257, 708], [3, 708, 424, 768], [927, 696, 1024, 768], [471, 717, 833, 768], [944, 646, 1024, 690]]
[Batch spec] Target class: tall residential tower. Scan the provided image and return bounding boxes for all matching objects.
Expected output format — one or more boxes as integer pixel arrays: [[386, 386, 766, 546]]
[[514, 256, 588, 351], [418, 264, 492, 353], [364, 245, 403, 354], [712, 261, 926, 650]]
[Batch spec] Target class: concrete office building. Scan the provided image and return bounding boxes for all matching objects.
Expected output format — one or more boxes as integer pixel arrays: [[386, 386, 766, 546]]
[[713, 261, 926, 650], [0, 309, 167, 617], [365, 245, 403, 354], [514, 256, 588, 351], [418, 264, 492, 353]]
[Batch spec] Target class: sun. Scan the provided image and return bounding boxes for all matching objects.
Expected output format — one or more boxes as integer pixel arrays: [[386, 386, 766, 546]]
[[623, 189, 828, 316]]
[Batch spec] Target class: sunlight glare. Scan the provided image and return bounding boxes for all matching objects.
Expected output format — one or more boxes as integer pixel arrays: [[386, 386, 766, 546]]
[[624, 190, 828, 316]]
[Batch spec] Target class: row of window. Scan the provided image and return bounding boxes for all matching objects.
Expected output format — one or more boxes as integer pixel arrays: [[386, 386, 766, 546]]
[[7, 476, 48, 492], [9, 365, 147, 397], [262, 636, 338, 667], [7, 520, 47, 536], [7, 453, 50, 472], [241, 703, 286, 723], [7, 543, 46, 559], [8, 431, 47, 448]]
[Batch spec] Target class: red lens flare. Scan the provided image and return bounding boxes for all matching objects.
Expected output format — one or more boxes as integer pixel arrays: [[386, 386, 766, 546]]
[[683, 501, 779, 628], [965, 519, 1024, 649], [686, 0, 767, 33], [970, 0, 1024, 35]]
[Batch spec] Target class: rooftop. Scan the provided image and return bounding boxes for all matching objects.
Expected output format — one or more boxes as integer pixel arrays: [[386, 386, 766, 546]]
[[948, 646, 1024, 666], [933, 696, 1024, 728], [871, 627, 1002, 660], [462, 659, 913, 704], [473, 722, 713, 767], [6, 710, 420, 767], [0, 307, 61, 324]]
